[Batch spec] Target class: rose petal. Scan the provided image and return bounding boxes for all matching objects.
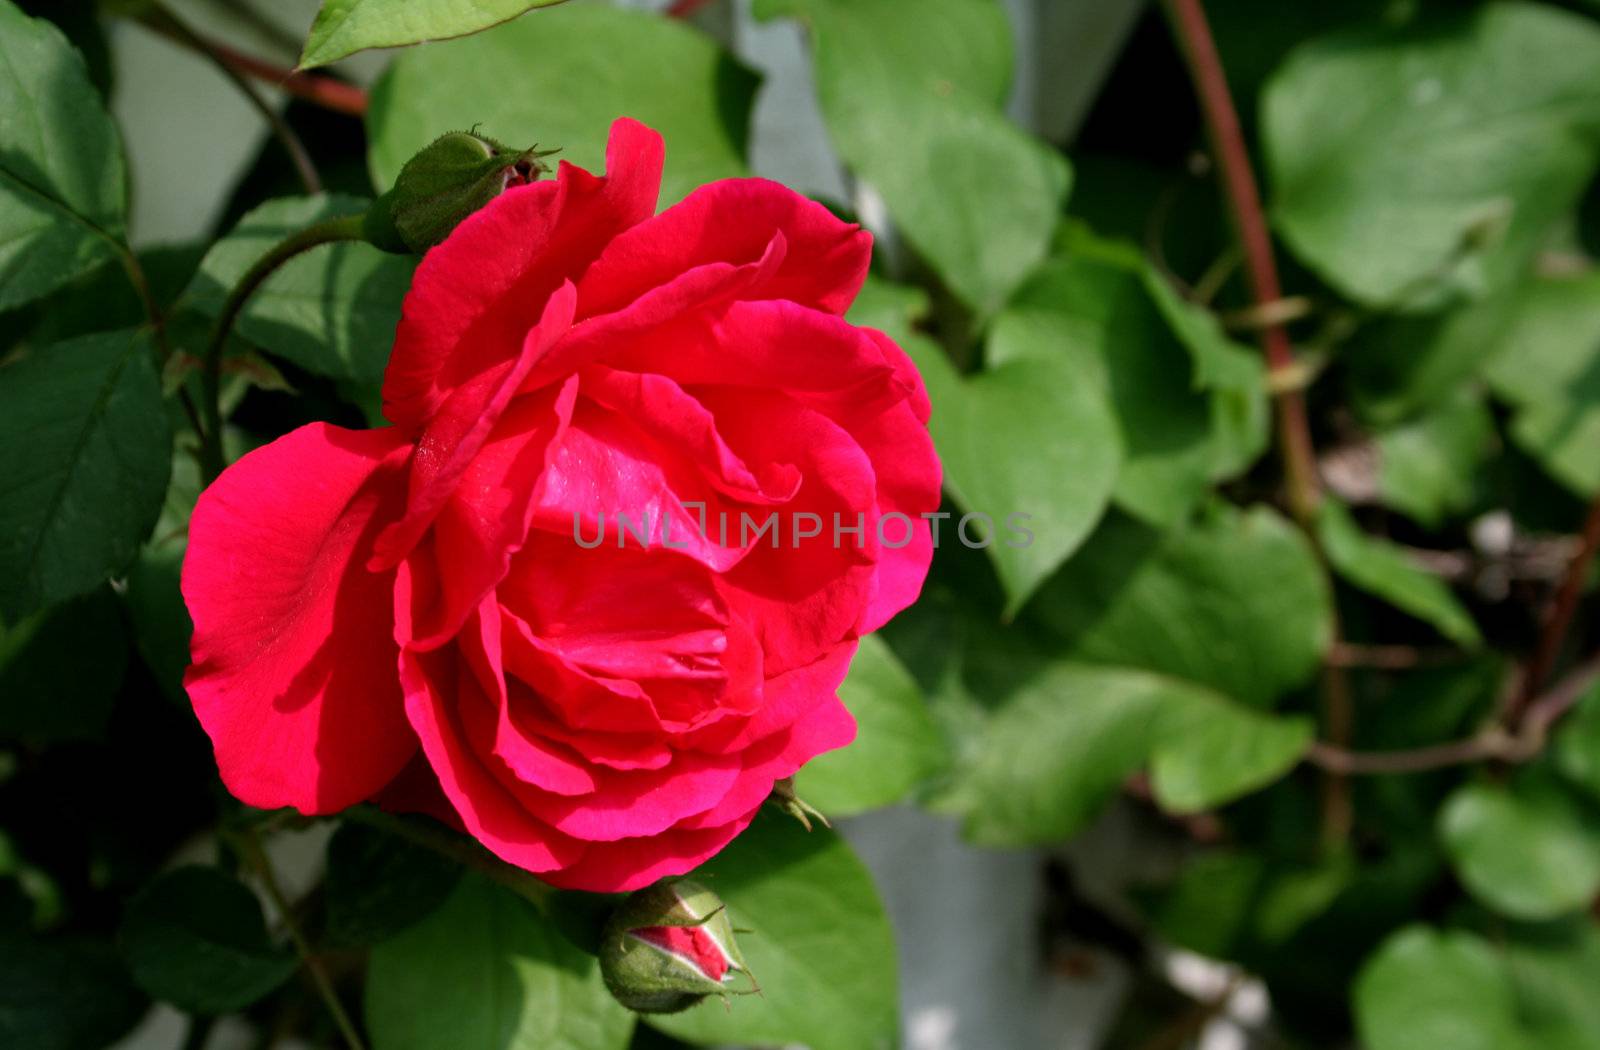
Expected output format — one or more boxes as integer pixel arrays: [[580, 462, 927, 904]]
[[396, 376, 578, 649], [521, 231, 787, 395], [579, 365, 801, 505], [370, 282, 577, 571], [384, 118, 662, 431], [528, 398, 755, 571], [604, 300, 907, 428], [398, 631, 584, 873], [183, 423, 416, 813], [681, 640, 857, 755], [676, 690, 856, 830], [578, 178, 871, 318], [856, 405, 940, 631], [457, 599, 598, 798], [535, 814, 759, 893], [700, 390, 880, 673]]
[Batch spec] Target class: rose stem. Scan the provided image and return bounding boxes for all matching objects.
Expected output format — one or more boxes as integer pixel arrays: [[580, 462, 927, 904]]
[[1158, 0, 1358, 847], [211, 37, 370, 117], [235, 826, 367, 1050], [198, 215, 369, 482]]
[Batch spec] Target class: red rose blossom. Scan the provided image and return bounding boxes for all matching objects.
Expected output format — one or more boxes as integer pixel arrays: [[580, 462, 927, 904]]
[[181, 118, 941, 892]]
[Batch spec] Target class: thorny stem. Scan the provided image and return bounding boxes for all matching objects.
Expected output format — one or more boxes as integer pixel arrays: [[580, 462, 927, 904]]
[[199, 214, 368, 482], [139, 5, 323, 194], [234, 827, 366, 1050], [1160, 0, 1356, 846]]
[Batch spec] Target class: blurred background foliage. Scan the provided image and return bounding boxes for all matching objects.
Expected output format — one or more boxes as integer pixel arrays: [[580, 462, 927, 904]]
[[3, 0, 1600, 1047]]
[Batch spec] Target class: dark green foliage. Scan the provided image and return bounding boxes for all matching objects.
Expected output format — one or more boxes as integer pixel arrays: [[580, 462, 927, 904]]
[[3, 0, 1600, 1045]]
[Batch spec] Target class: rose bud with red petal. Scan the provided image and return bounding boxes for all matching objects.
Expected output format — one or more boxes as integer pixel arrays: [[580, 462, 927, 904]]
[[599, 878, 754, 1014], [363, 130, 558, 254]]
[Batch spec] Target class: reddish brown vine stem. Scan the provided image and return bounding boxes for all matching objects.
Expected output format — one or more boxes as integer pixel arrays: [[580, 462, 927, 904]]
[[217, 39, 371, 117], [1160, 0, 1320, 526], [1159, 0, 1356, 844], [1308, 654, 1600, 775], [1513, 493, 1600, 721], [140, 17, 370, 118]]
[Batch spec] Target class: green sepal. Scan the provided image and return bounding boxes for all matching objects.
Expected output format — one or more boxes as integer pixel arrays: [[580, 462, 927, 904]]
[[365, 130, 556, 254]]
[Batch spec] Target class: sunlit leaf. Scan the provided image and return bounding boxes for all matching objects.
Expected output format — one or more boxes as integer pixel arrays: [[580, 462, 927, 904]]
[[368, 5, 756, 207], [300, 0, 570, 69], [0, 0, 127, 311]]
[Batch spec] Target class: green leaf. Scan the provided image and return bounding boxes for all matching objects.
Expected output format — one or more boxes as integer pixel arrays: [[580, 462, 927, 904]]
[[1554, 680, 1600, 804], [1501, 919, 1600, 1050], [1341, 282, 1521, 423], [755, 0, 1069, 314], [1439, 772, 1600, 920], [1355, 926, 1530, 1050], [1317, 500, 1482, 647], [323, 822, 461, 949], [1143, 851, 1268, 959], [1137, 249, 1270, 481], [0, 587, 126, 744], [905, 323, 1121, 616], [1375, 390, 1496, 527], [0, 934, 145, 1050], [119, 865, 296, 1014], [0, 330, 171, 621], [119, 439, 204, 703], [184, 195, 415, 387], [1480, 273, 1600, 496], [366, 875, 633, 1050], [994, 233, 1266, 527], [1358, 921, 1600, 1050], [1148, 688, 1313, 813], [367, 5, 757, 208], [300, 0, 570, 69], [0, 0, 127, 311], [1143, 851, 1352, 959], [1030, 505, 1330, 709], [1265, 3, 1600, 307], [953, 662, 1309, 845], [647, 816, 898, 1050], [793, 634, 947, 817], [121, 537, 189, 704]]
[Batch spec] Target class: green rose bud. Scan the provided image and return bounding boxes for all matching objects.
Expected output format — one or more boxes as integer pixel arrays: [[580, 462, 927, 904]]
[[364, 130, 556, 254], [598, 878, 756, 1014]]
